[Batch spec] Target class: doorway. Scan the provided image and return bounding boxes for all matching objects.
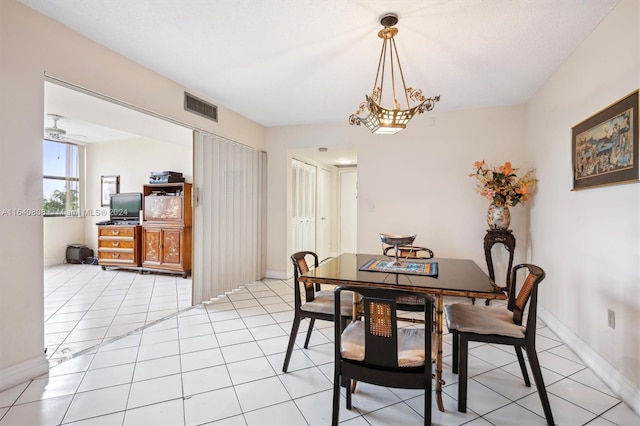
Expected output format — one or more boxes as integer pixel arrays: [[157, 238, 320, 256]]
[[43, 81, 194, 364], [339, 170, 357, 253]]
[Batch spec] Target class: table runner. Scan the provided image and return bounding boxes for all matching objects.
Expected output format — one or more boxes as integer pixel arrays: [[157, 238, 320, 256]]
[[359, 258, 438, 276]]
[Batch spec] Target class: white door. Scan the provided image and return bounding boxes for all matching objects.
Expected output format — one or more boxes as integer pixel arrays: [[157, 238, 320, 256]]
[[317, 167, 331, 260], [339, 170, 357, 253], [291, 159, 316, 254]]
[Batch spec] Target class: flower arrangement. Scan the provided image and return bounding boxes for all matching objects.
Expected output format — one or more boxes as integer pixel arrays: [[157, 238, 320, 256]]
[[470, 160, 537, 207]]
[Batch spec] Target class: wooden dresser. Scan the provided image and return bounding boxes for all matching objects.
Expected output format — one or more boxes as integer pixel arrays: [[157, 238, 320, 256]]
[[141, 182, 192, 278], [97, 224, 142, 270]]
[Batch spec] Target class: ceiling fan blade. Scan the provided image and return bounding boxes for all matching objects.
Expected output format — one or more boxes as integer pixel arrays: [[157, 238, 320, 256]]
[[44, 113, 87, 143]]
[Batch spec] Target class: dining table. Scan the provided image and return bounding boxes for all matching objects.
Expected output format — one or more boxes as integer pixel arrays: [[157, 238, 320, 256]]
[[299, 253, 507, 412]]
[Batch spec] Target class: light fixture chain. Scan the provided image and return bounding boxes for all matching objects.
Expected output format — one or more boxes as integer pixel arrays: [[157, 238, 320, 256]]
[[390, 38, 410, 109], [373, 38, 386, 97], [389, 39, 398, 109]]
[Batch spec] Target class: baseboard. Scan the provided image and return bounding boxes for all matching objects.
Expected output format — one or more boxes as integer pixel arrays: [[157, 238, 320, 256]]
[[539, 305, 640, 416], [44, 257, 62, 267], [0, 354, 49, 393], [265, 269, 290, 280]]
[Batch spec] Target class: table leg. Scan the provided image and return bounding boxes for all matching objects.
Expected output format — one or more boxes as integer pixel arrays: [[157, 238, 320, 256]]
[[436, 295, 445, 412]]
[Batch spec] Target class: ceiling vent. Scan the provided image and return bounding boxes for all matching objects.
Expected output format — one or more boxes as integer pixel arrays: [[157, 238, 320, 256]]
[[184, 92, 218, 122]]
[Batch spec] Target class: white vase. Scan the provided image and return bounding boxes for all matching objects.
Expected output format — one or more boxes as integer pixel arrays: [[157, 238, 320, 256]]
[[487, 203, 511, 230]]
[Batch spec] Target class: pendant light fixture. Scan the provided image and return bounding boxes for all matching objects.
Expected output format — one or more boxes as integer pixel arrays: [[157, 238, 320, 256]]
[[349, 13, 440, 134]]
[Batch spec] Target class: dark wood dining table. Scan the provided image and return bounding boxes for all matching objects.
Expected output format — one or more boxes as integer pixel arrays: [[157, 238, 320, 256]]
[[299, 253, 507, 412]]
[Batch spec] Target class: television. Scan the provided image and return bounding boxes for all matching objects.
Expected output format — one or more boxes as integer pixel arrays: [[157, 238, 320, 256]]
[[109, 192, 143, 223]]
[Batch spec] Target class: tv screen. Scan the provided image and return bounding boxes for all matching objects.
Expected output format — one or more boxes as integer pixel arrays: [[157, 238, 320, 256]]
[[110, 192, 142, 222]]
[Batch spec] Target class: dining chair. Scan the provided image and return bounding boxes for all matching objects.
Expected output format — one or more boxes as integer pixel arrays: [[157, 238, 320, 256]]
[[444, 263, 554, 426], [282, 251, 353, 373], [383, 245, 435, 260], [332, 285, 433, 426], [382, 244, 435, 321]]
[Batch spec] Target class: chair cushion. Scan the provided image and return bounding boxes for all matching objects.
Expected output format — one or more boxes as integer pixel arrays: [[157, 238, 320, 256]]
[[340, 321, 426, 367], [301, 290, 354, 316], [444, 303, 525, 338]]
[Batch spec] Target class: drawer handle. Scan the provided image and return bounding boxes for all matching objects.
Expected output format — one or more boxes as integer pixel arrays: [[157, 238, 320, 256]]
[[112, 242, 120, 247], [111, 230, 120, 235], [111, 253, 120, 258]]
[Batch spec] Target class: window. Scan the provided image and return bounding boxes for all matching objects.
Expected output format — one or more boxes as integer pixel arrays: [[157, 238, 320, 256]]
[[43, 139, 83, 216]]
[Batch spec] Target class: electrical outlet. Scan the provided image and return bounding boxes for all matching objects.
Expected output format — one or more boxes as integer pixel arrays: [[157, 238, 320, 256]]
[[608, 309, 615, 329]]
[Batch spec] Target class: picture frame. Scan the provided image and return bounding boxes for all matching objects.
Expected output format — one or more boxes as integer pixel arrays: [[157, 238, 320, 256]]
[[101, 175, 120, 206], [572, 90, 638, 190]]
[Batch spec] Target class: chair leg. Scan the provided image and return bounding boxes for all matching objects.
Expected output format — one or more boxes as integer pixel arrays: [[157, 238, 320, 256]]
[[515, 346, 531, 387], [451, 330, 459, 374], [525, 344, 555, 426], [331, 368, 341, 426], [345, 377, 352, 410], [282, 315, 302, 372], [304, 318, 315, 348], [425, 361, 432, 426], [457, 334, 469, 413]]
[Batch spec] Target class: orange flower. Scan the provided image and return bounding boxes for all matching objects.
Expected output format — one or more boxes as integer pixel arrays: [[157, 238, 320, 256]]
[[498, 161, 514, 176], [516, 183, 528, 195], [474, 160, 485, 168]]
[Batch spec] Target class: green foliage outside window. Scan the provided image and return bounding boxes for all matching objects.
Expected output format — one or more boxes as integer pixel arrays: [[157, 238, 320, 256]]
[[43, 186, 79, 216]]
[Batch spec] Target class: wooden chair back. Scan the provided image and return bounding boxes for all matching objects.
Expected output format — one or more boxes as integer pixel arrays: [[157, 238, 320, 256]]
[[290, 251, 319, 305]]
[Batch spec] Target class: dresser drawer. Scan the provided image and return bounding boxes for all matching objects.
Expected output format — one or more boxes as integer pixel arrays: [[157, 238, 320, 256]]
[[98, 249, 136, 264], [98, 239, 135, 249], [99, 227, 135, 237]]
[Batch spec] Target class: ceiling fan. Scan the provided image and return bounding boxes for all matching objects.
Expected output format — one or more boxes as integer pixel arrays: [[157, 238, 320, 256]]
[[44, 114, 87, 143]]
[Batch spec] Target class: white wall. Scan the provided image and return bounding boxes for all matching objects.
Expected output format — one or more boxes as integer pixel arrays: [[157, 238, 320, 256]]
[[83, 137, 193, 252], [526, 0, 639, 412], [266, 106, 529, 278], [356, 105, 529, 270], [0, 0, 264, 391], [43, 219, 86, 266]]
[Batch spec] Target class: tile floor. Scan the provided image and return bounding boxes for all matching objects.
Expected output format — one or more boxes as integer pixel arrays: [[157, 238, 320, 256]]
[[0, 265, 638, 425], [43, 263, 192, 366]]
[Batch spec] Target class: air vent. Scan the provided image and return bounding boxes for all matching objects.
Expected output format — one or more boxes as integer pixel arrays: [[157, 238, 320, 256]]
[[184, 92, 218, 122]]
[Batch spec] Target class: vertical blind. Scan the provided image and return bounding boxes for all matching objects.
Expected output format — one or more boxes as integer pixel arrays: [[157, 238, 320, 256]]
[[192, 131, 267, 303]]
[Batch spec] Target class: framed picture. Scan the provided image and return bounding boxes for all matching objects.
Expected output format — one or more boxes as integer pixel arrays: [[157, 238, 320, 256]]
[[572, 90, 638, 190], [101, 175, 120, 206]]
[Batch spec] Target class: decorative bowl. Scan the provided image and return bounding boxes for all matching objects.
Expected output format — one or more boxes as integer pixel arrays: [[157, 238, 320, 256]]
[[379, 233, 417, 247]]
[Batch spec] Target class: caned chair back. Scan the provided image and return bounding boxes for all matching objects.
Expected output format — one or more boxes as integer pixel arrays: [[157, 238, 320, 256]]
[[507, 264, 545, 331], [290, 251, 319, 305], [383, 245, 434, 260], [362, 295, 400, 368]]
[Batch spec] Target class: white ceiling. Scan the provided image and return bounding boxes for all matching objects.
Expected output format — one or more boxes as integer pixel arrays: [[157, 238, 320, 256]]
[[21, 0, 619, 130], [26, 0, 620, 166], [44, 82, 193, 146]]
